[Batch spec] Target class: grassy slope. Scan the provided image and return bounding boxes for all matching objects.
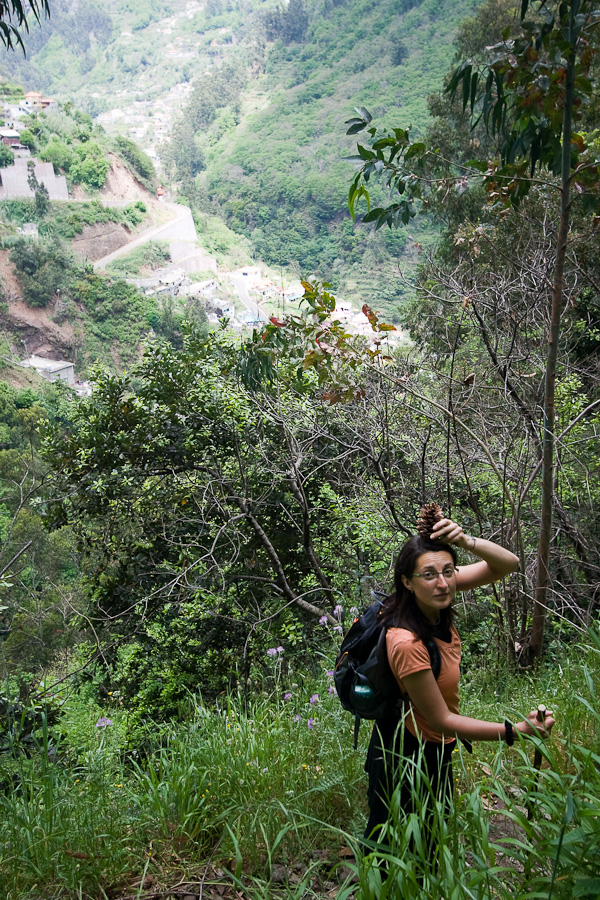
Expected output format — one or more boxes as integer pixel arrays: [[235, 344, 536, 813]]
[[2, 631, 599, 897]]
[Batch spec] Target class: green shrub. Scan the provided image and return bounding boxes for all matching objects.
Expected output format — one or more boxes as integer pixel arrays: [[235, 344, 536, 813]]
[[18, 129, 36, 151], [70, 141, 109, 190], [106, 240, 169, 275], [9, 237, 74, 308], [39, 138, 76, 172], [0, 144, 14, 168], [114, 136, 155, 184]]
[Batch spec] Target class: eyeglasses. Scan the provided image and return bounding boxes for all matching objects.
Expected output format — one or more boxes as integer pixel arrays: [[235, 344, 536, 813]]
[[413, 566, 458, 583]]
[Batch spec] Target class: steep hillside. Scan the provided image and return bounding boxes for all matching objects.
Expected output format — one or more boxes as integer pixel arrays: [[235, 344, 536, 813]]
[[0, 151, 173, 372], [2, 0, 476, 315], [186, 0, 475, 313], [0, 0, 243, 145]]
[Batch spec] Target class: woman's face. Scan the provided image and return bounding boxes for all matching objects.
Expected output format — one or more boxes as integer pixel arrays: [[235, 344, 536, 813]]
[[401, 550, 457, 623]]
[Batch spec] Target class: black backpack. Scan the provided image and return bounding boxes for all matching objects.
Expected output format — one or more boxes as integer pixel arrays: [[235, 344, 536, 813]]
[[333, 593, 441, 749]]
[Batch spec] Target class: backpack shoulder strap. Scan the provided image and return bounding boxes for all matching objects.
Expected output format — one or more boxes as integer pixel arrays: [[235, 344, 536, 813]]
[[423, 635, 441, 681]]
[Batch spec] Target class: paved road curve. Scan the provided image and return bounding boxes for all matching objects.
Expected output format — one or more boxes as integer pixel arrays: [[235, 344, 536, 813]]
[[93, 203, 198, 271]]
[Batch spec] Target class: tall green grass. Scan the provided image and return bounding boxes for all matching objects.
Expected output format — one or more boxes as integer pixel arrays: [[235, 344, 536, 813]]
[[1, 634, 599, 899]]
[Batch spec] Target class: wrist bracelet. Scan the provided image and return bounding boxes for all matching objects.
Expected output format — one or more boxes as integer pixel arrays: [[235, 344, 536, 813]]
[[471, 535, 477, 551], [504, 719, 514, 747]]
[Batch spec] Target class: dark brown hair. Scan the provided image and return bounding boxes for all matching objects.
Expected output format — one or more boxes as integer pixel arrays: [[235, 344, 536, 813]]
[[380, 535, 457, 641]]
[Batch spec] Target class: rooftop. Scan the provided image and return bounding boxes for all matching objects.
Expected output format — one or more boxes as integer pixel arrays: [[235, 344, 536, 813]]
[[0, 158, 68, 201], [21, 355, 74, 374]]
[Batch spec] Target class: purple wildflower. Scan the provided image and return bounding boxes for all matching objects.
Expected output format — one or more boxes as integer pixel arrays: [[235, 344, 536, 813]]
[[333, 604, 344, 618], [328, 685, 335, 694], [310, 693, 319, 705], [319, 615, 328, 625], [95, 717, 113, 728], [333, 625, 343, 634], [283, 692, 292, 701], [276, 646, 284, 654], [267, 648, 277, 656], [293, 714, 301, 722], [307, 718, 315, 729], [326, 670, 334, 677]]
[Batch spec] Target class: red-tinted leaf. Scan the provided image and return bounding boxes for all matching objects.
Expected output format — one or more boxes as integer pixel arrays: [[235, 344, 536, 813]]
[[362, 304, 377, 325]]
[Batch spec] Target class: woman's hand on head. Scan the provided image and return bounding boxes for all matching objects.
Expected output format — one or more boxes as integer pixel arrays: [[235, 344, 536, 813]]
[[430, 518, 468, 548], [516, 709, 556, 738]]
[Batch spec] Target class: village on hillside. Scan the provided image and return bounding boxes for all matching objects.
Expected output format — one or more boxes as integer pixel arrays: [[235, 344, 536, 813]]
[[0, 89, 401, 391]]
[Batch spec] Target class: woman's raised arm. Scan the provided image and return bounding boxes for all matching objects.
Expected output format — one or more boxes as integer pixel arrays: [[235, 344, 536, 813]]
[[429, 517, 519, 591]]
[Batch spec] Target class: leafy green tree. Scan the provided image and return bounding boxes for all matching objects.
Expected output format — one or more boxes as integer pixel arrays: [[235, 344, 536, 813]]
[[0, 143, 14, 167], [345, 0, 600, 661], [18, 128, 36, 150], [390, 38, 408, 66], [113, 136, 155, 185], [26, 160, 49, 216], [10, 236, 72, 307], [40, 138, 75, 172], [0, 378, 82, 682], [42, 321, 449, 711], [205, 0, 223, 17], [70, 141, 109, 190], [437, 0, 600, 660]]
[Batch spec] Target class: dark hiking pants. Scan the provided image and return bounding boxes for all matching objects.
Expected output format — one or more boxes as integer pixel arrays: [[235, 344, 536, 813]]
[[364, 717, 454, 848]]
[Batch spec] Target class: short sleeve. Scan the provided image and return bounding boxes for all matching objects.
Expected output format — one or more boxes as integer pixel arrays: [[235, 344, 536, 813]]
[[386, 628, 432, 684]]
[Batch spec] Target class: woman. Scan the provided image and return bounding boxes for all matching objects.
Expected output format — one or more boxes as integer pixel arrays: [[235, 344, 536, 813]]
[[364, 515, 555, 844]]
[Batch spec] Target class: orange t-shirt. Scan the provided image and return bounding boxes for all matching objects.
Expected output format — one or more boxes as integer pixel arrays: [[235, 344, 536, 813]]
[[386, 626, 461, 744]]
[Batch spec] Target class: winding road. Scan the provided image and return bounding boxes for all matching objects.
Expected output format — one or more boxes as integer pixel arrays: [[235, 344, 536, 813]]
[[93, 202, 198, 271]]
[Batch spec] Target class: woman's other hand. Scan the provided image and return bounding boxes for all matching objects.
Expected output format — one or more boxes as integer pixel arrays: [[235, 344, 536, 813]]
[[516, 709, 556, 737]]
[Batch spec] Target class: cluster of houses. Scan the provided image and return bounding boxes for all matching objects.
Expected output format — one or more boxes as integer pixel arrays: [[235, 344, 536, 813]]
[[95, 80, 194, 169], [252, 279, 304, 304], [1, 90, 57, 151], [239, 266, 304, 304], [236, 266, 402, 343], [131, 270, 236, 324]]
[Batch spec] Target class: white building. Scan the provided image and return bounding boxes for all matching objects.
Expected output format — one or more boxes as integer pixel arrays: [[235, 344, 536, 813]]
[[334, 301, 354, 320], [283, 283, 304, 302], [20, 355, 75, 386], [17, 222, 39, 238], [181, 279, 217, 296]]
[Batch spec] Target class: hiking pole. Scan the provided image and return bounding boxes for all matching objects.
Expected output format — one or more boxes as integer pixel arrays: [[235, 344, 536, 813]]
[[527, 704, 546, 821]]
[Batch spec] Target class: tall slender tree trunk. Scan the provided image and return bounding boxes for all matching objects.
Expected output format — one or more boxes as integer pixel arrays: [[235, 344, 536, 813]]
[[530, 0, 579, 661]]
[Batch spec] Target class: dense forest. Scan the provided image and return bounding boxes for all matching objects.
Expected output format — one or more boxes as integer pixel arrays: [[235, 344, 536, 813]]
[[1, 0, 600, 898]]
